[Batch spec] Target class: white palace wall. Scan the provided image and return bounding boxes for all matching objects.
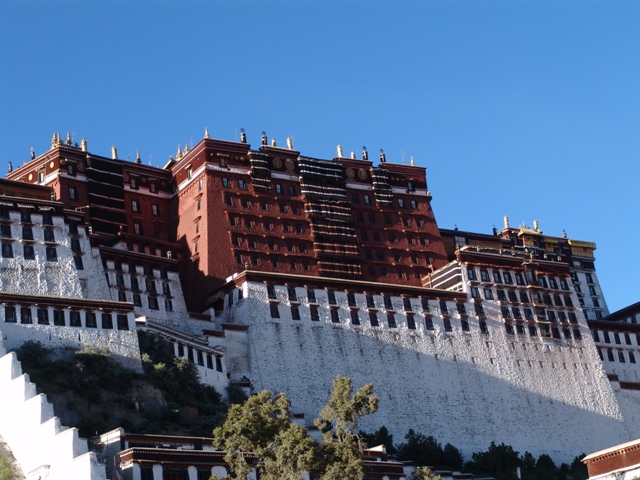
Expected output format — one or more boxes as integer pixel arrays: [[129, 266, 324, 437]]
[[0, 333, 106, 480], [226, 281, 629, 465]]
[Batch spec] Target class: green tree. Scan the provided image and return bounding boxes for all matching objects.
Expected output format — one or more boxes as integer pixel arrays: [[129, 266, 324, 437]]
[[314, 375, 379, 480], [441, 443, 463, 471], [0, 457, 16, 480], [359, 425, 397, 455], [396, 429, 442, 468], [569, 454, 588, 480], [411, 466, 442, 480], [212, 390, 318, 480], [471, 442, 520, 480]]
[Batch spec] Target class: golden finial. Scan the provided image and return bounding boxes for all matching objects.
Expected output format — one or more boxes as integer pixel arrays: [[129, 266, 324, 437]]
[[184, 143, 190, 155], [410, 156, 415, 166], [51, 133, 57, 149], [287, 137, 293, 150], [136, 150, 141, 164], [111, 145, 118, 160], [204, 127, 210, 139], [81, 138, 87, 152], [337, 145, 343, 157], [176, 145, 183, 160], [66, 131, 72, 146]]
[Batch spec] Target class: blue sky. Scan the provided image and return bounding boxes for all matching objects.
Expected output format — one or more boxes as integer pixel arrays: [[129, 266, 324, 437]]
[[1, 1, 639, 312]]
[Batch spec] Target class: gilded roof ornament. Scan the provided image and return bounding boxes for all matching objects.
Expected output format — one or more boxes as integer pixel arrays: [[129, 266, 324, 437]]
[[204, 127, 210, 139], [176, 145, 183, 160]]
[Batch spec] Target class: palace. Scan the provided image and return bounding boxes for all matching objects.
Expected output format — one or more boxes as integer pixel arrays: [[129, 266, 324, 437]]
[[0, 130, 639, 479]]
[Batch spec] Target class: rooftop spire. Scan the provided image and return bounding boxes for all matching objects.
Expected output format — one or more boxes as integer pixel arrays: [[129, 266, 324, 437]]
[[136, 150, 141, 164], [337, 144, 343, 158], [240, 128, 247, 143], [176, 145, 183, 160], [204, 127, 210, 139]]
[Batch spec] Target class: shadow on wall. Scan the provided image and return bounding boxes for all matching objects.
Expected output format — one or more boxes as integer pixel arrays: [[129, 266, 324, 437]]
[[243, 317, 629, 465]]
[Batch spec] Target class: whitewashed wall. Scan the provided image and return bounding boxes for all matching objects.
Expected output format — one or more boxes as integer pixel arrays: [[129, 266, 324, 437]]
[[0, 333, 106, 480], [226, 281, 629, 465]]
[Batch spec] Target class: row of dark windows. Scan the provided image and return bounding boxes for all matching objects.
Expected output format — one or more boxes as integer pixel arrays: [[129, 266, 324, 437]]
[[130, 199, 161, 217], [228, 217, 306, 234], [593, 330, 640, 346], [0, 208, 54, 225], [360, 229, 430, 248], [225, 194, 303, 217], [4, 306, 129, 330], [598, 348, 637, 364], [470, 285, 575, 308], [352, 193, 419, 210], [236, 254, 312, 272], [110, 261, 170, 279], [113, 274, 171, 296], [232, 235, 310, 254], [176, 343, 223, 372], [354, 210, 426, 228], [468, 267, 570, 291], [1, 243, 62, 263]]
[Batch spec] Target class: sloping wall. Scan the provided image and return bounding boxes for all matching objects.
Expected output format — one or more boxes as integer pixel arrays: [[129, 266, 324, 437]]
[[0, 333, 106, 480]]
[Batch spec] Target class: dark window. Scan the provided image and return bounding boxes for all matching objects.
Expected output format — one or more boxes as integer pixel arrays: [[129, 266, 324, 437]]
[[443, 317, 452, 332], [480, 270, 490, 282], [501, 306, 511, 319], [503, 272, 513, 284], [630, 351, 637, 364], [73, 256, 84, 270], [470, 287, 480, 299], [467, 269, 477, 281], [520, 291, 530, 303], [497, 290, 507, 301], [549, 278, 558, 289], [165, 299, 173, 312], [456, 303, 466, 315], [197, 351, 204, 366], [425, 316, 434, 330], [24, 245, 35, 260], [118, 291, 127, 302], [86, 312, 97, 328], [310, 305, 320, 321], [216, 356, 223, 372], [505, 323, 514, 335], [146, 279, 157, 294], [515, 273, 524, 286], [117, 315, 129, 330], [4, 306, 16, 323], [163, 283, 172, 296], [512, 307, 522, 320], [330, 308, 340, 323], [407, 313, 416, 329], [69, 187, 78, 201], [607, 349, 615, 362], [350, 309, 360, 325], [22, 226, 33, 240], [483, 288, 494, 300], [461, 318, 470, 331], [148, 297, 159, 310], [493, 271, 502, 283], [37, 308, 49, 325], [21, 209, 31, 223], [46, 247, 57, 261], [270, 303, 280, 318], [474, 302, 485, 317], [20, 307, 32, 324], [480, 320, 489, 334], [133, 294, 142, 306], [387, 313, 397, 328], [439, 300, 448, 315], [307, 289, 317, 303], [70, 311, 81, 327], [0, 225, 10, 238], [222, 177, 230, 188], [291, 305, 300, 320], [102, 313, 113, 329], [328, 290, 337, 305], [238, 179, 247, 190], [529, 325, 537, 337], [347, 293, 357, 307]]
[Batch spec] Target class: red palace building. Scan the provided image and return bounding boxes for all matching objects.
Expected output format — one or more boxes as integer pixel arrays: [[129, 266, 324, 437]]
[[7, 131, 447, 311]]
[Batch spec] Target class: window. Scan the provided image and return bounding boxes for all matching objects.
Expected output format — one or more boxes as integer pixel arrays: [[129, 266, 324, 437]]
[[270, 302, 280, 318], [0, 225, 10, 239], [467, 268, 477, 281], [461, 318, 470, 331], [630, 351, 637, 364], [512, 307, 522, 320], [288, 185, 296, 196], [364, 195, 371, 205], [37, 308, 49, 325], [133, 223, 142, 235], [222, 177, 230, 188], [130, 177, 138, 189], [508, 290, 518, 302], [529, 325, 537, 337], [42, 229, 53, 243], [410, 199, 418, 210], [501, 306, 511, 319], [328, 290, 337, 305], [387, 313, 397, 328], [470, 287, 480, 299], [515, 273, 525, 286], [424, 315, 434, 330], [2, 243, 12, 260], [238, 179, 247, 190], [152, 204, 159, 216], [480, 320, 489, 334], [22, 226, 33, 240], [483, 288, 494, 300], [309, 304, 320, 321], [350, 309, 360, 325], [131, 200, 139, 213], [74, 256, 84, 270], [443, 317, 452, 332], [69, 187, 78, 201], [148, 297, 159, 310], [20, 307, 32, 324], [497, 290, 507, 302], [46, 247, 57, 261], [23, 245, 35, 260], [146, 279, 157, 294], [586, 273, 594, 283], [330, 308, 340, 323], [479, 270, 490, 282], [50, 309, 64, 326], [102, 313, 113, 329], [493, 271, 502, 283], [505, 323, 514, 335], [42, 211, 53, 225], [549, 278, 558, 289], [407, 313, 416, 329], [133, 294, 142, 307], [474, 303, 485, 317], [503, 272, 513, 284], [117, 315, 129, 330], [118, 291, 127, 302], [520, 291, 530, 303], [86, 312, 97, 328], [70, 311, 81, 326], [398, 198, 405, 208]]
